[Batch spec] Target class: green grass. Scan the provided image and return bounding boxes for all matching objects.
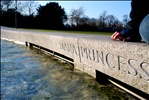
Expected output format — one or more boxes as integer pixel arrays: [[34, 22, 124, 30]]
[[21, 28, 113, 36]]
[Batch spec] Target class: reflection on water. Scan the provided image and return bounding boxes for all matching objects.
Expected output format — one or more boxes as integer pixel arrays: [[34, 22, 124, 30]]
[[1, 40, 137, 100]]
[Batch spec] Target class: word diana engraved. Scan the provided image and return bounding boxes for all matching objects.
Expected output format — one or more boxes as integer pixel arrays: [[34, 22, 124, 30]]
[[59, 42, 149, 82]]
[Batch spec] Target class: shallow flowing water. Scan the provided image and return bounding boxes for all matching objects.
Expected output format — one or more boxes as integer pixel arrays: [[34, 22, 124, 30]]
[[1, 40, 137, 100]]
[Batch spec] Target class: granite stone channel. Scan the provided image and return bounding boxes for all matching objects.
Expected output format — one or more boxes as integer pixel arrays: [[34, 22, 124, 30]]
[[1, 40, 137, 100]]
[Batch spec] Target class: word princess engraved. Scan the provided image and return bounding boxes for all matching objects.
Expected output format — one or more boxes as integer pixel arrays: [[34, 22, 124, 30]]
[[59, 42, 149, 81]]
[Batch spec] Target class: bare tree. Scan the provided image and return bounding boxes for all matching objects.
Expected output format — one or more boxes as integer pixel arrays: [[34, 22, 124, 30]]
[[123, 14, 130, 28], [69, 7, 85, 26], [114, 20, 123, 31], [1, 0, 14, 10], [106, 15, 117, 28], [16, 1, 24, 14], [78, 16, 89, 25], [88, 18, 97, 27], [97, 10, 107, 28], [17, 0, 39, 15]]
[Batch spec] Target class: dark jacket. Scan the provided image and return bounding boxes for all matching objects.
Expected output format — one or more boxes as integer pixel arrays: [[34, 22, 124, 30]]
[[123, 0, 149, 41]]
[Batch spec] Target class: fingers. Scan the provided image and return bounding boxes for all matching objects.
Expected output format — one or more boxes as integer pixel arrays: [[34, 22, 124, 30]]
[[111, 31, 124, 41], [111, 31, 119, 40], [111, 32, 116, 40]]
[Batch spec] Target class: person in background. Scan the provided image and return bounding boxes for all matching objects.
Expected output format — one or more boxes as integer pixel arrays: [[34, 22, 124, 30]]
[[111, 0, 149, 43]]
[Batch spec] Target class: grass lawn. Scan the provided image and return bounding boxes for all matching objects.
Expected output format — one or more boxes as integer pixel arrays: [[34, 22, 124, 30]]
[[21, 28, 113, 36]]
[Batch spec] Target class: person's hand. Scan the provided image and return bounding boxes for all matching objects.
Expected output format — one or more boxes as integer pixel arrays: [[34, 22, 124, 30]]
[[111, 31, 124, 41], [111, 31, 131, 41]]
